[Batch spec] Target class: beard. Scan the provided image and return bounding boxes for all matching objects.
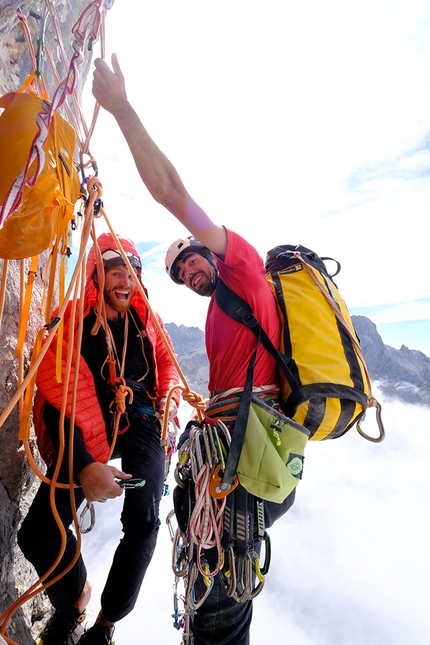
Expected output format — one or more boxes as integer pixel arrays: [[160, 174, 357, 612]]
[[189, 268, 217, 297]]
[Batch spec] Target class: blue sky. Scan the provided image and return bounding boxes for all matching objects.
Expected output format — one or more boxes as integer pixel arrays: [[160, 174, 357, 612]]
[[73, 0, 430, 357], [377, 317, 430, 354]]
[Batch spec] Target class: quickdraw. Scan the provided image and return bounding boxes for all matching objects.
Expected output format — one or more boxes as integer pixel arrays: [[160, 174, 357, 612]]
[[167, 418, 272, 644]]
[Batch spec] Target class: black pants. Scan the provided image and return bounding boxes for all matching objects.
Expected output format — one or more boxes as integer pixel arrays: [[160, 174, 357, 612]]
[[18, 415, 165, 622], [190, 487, 296, 645], [189, 395, 297, 645]]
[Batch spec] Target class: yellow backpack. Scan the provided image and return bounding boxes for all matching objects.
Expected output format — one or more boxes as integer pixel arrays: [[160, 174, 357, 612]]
[[0, 80, 80, 260], [215, 245, 385, 443]]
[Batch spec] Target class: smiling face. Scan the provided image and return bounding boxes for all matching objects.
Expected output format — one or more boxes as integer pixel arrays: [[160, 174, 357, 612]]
[[102, 264, 139, 319], [174, 252, 217, 297]]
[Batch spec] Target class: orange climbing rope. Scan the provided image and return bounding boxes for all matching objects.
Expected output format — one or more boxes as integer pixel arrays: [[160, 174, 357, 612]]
[[0, 182, 100, 643], [0, 175, 207, 642], [0, 3, 112, 640], [0, 4, 207, 641]]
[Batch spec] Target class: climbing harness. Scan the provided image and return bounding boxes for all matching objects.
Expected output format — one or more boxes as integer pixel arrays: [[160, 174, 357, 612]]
[[116, 477, 146, 489]]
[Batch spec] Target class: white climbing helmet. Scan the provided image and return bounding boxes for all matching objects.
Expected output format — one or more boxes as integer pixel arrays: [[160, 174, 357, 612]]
[[165, 236, 214, 284]]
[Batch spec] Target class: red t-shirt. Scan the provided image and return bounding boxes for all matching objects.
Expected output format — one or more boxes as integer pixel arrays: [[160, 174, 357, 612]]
[[205, 228, 280, 393]]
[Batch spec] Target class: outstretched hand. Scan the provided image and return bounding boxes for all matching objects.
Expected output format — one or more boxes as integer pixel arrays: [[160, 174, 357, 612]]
[[78, 461, 131, 502], [92, 53, 127, 114]]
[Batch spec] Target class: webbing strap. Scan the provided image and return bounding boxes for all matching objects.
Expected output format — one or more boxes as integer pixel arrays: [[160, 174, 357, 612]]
[[233, 485, 255, 557], [294, 252, 372, 389], [0, 259, 8, 333], [15, 256, 38, 358], [18, 326, 46, 441], [221, 485, 255, 556], [220, 345, 256, 492], [215, 279, 299, 389], [216, 277, 291, 492]]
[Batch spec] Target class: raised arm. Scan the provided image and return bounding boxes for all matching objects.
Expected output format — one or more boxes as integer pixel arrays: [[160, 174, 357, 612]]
[[92, 54, 227, 257]]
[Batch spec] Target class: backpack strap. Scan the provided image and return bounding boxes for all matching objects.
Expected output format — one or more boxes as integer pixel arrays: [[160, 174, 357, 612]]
[[215, 278, 298, 389], [215, 278, 298, 493], [219, 343, 256, 492]]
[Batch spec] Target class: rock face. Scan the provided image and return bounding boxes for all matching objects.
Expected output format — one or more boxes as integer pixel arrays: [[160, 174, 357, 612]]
[[165, 323, 209, 397], [0, 2, 96, 642]]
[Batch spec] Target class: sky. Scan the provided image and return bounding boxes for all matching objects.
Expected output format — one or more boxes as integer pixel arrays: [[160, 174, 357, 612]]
[[73, 0, 430, 357], [12, 2, 428, 643], [80, 388, 430, 645]]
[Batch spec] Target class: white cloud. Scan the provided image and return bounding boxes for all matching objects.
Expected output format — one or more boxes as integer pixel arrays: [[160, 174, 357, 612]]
[[81, 388, 430, 645]]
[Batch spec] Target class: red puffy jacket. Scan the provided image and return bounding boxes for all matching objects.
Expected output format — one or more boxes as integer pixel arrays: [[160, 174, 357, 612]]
[[34, 233, 180, 466]]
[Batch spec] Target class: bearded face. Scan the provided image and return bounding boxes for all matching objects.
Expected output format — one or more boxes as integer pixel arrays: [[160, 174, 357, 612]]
[[102, 264, 139, 318], [174, 252, 217, 297]]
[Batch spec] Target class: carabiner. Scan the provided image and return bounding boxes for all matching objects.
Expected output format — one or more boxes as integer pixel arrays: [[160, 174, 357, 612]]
[[186, 562, 214, 611], [172, 581, 185, 630], [79, 501, 95, 534], [248, 552, 266, 600], [356, 398, 385, 443], [219, 546, 237, 598], [172, 529, 189, 578], [232, 553, 254, 603], [258, 532, 272, 576], [201, 426, 213, 470], [166, 508, 177, 541]]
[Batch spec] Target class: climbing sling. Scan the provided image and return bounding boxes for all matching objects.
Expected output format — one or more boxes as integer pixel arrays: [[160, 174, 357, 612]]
[[169, 416, 273, 628]]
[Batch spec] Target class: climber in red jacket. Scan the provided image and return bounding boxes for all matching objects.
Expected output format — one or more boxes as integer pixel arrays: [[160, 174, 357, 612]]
[[18, 232, 181, 645]]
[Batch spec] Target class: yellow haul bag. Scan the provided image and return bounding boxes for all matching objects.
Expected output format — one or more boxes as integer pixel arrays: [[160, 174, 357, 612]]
[[215, 246, 384, 445], [0, 88, 80, 259], [265, 245, 372, 441]]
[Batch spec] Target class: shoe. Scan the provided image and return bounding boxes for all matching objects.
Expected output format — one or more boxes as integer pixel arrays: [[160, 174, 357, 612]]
[[77, 624, 115, 644], [36, 607, 86, 645]]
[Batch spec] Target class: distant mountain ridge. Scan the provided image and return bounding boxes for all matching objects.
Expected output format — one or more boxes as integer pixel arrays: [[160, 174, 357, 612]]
[[352, 315, 430, 406], [165, 315, 430, 407], [165, 323, 209, 396]]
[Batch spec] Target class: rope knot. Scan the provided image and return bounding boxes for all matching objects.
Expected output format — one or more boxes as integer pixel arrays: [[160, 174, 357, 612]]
[[114, 377, 133, 415], [182, 389, 206, 412]]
